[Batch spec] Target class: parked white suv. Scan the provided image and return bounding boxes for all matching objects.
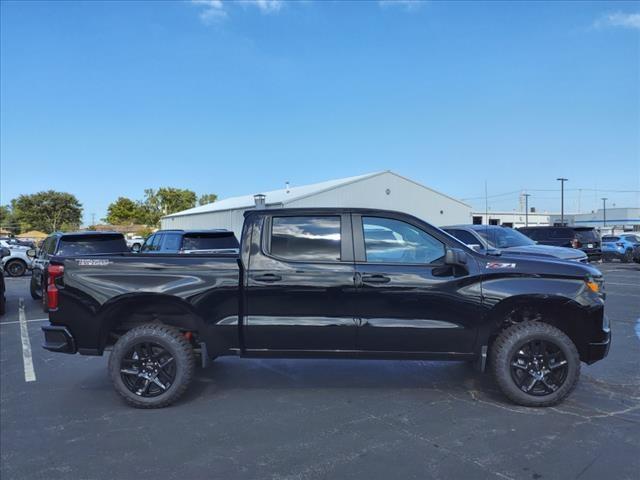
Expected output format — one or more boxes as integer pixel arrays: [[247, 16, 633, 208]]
[[126, 236, 145, 253], [0, 240, 35, 277]]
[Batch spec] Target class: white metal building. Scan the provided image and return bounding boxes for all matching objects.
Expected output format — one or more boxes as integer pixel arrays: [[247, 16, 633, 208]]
[[470, 211, 567, 228], [161, 171, 472, 238], [549, 207, 640, 233]]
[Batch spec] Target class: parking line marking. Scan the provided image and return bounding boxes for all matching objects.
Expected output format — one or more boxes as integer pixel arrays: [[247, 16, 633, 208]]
[[0, 317, 48, 326], [18, 298, 36, 382], [606, 282, 640, 287], [636, 319, 640, 342]]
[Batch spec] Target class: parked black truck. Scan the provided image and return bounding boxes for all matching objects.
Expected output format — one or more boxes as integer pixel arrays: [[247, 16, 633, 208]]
[[42, 208, 610, 408], [30, 231, 129, 303]]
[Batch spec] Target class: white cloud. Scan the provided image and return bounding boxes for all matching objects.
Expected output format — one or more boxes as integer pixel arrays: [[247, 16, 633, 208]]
[[239, 0, 284, 14], [192, 0, 227, 23], [594, 12, 640, 30], [378, 0, 423, 11], [191, 0, 284, 23]]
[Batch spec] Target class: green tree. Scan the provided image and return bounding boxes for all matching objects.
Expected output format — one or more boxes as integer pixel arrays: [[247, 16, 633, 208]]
[[0, 205, 19, 234], [11, 191, 82, 233], [104, 197, 145, 225], [141, 187, 196, 226], [198, 193, 218, 206]]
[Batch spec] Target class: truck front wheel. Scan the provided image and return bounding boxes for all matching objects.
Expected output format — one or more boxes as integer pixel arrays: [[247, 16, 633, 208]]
[[491, 321, 580, 407], [108, 324, 195, 408]]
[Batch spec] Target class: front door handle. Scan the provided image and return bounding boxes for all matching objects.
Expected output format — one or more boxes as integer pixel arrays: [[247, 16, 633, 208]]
[[253, 273, 282, 282], [361, 274, 391, 284]]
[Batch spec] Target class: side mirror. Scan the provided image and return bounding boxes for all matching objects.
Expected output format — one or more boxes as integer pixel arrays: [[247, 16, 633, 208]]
[[445, 248, 467, 266], [26, 249, 37, 258]]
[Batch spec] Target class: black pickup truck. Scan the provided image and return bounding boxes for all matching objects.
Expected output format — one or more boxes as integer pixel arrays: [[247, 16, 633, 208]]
[[42, 208, 610, 408]]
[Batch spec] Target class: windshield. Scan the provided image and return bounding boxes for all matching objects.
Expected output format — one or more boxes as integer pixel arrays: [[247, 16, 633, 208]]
[[477, 227, 536, 248], [181, 233, 239, 251], [57, 235, 128, 256]]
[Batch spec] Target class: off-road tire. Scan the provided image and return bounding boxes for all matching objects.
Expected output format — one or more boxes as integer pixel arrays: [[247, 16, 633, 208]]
[[491, 321, 580, 407], [109, 324, 195, 408], [30, 273, 42, 300], [5, 259, 26, 277]]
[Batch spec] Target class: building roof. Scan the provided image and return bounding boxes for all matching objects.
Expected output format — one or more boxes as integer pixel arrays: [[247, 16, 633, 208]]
[[163, 171, 470, 219]]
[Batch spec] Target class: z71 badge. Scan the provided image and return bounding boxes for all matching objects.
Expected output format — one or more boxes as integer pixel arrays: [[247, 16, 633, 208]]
[[486, 262, 516, 269], [76, 259, 111, 266]]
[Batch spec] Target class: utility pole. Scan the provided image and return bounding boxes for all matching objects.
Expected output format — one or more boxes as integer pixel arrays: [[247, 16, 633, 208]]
[[91, 213, 96, 227], [523, 193, 531, 227], [557, 178, 568, 226], [601, 198, 607, 229]]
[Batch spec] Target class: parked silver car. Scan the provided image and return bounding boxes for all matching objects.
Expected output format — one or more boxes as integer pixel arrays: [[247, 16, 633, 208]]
[[442, 225, 588, 263], [0, 239, 35, 277]]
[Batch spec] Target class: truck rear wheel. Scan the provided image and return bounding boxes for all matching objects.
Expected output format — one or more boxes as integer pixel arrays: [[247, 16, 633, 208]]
[[108, 324, 195, 408], [490, 321, 580, 407]]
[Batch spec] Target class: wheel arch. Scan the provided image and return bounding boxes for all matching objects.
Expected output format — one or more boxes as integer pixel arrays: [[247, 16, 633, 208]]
[[97, 293, 207, 352], [482, 294, 595, 361]]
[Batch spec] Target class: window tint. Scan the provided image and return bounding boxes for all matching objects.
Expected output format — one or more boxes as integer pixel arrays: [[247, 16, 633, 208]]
[[363, 217, 445, 264], [518, 228, 537, 240], [160, 233, 182, 252], [141, 235, 154, 252], [550, 228, 572, 239], [56, 235, 128, 256], [270, 216, 341, 262], [446, 229, 482, 247], [574, 229, 598, 242], [42, 236, 57, 255], [182, 232, 239, 251]]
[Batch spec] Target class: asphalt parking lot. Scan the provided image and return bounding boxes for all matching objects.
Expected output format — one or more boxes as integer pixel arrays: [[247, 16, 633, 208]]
[[1, 264, 639, 480]]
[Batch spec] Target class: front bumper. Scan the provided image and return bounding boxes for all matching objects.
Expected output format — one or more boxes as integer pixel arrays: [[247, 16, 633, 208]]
[[42, 325, 76, 354], [585, 315, 611, 364]]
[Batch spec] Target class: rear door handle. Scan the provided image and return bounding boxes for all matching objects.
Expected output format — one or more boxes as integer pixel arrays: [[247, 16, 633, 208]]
[[253, 273, 282, 282], [361, 274, 391, 284]]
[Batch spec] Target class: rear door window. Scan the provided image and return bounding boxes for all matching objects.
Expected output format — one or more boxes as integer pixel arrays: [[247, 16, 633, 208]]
[[270, 216, 341, 262], [182, 232, 239, 251], [56, 235, 128, 256], [160, 233, 182, 252]]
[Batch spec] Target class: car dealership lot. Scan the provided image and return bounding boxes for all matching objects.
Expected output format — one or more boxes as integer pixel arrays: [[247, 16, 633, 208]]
[[1, 265, 639, 480]]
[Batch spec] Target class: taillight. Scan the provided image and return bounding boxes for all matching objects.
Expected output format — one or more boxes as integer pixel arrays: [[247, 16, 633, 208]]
[[571, 239, 581, 248], [47, 264, 64, 310]]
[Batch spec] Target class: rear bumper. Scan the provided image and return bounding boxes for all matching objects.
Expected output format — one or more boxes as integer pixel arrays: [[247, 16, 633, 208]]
[[42, 325, 76, 354]]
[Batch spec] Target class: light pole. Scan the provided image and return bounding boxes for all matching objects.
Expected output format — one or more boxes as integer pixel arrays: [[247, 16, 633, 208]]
[[601, 198, 607, 229], [557, 178, 568, 226], [523, 193, 531, 227]]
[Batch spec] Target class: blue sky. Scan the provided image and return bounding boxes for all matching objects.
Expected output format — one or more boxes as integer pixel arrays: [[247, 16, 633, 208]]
[[1, 0, 638, 224]]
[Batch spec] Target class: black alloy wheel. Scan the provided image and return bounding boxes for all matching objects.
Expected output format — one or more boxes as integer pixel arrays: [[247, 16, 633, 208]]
[[509, 339, 568, 396], [109, 324, 195, 408], [120, 342, 177, 397]]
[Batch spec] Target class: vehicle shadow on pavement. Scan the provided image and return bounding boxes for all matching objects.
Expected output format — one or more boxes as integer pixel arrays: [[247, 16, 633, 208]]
[[180, 358, 506, 406]]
